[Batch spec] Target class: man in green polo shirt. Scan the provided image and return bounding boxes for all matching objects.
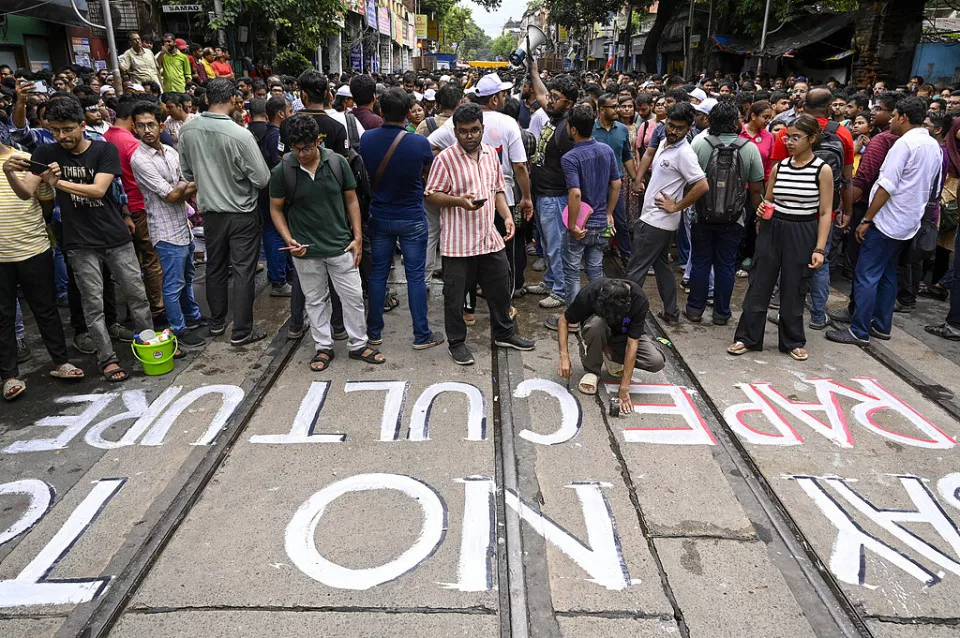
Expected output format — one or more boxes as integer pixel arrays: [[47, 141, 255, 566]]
[[269, 114, 385, 372], [157, 33, 192, 93]]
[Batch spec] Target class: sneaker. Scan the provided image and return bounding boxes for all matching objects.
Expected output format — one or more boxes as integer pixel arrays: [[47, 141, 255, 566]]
[[270, 283, 293, 297], [185, 316, 209, 330], [768, 291, 781, 310], [539, 293, 565, 309], [532, 257, 546, 272], [682, 308, 702, 323], [712, 314, 730, 326], [543, 315, 579, 332], [735, 269, 748, 278], [17, 338, 32, 363], [526, 242, 538, 255], [525, 282, 550, 295], [209, 322, 226, 336], [657, 310, 680, 327], [826, 307, 851, 323], [495, 334, 536, 351], [231, 324, 268, 347], [808, 318, 828, 330], [333, 329, 348, 340], [894, 300, 915, 314], [413, 332, 445, 350], [825, 327, 870, 346], [108, 323, 135, 343], [449, 343, 475, 366], [73, 332, 96, 354], [869, 325, 891, 340], [177, 330, 206, 347]]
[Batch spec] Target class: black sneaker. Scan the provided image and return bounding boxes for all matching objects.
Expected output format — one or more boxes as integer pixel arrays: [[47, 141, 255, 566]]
[[231, 324, 268, 347], [413, 332, 445, 350], [682, 308, 702, 323], [209, 322, 226, 336], [495, 334, 536, 351], [449, 343, 475, 365], [177, 330, 206, 347], [186, 316, 209, 330]]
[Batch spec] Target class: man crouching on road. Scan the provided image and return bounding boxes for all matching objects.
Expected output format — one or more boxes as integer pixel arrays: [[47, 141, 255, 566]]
[[557, 278, 665, 414]]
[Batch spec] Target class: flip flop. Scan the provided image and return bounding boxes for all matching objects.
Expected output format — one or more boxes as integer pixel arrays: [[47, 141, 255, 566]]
[[101, 362, 128, 382], [3, 378, 25, 401], [49, 363, 84, 379], [789, 348, 808, 362], [727, 342, 749, 356], [383, 294, 400, 313], [578, 373, 599, 395]]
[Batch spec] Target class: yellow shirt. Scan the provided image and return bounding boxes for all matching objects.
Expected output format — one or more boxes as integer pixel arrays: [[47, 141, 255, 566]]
[[0, 149, 54, 262], [201, 58, 217, 80]]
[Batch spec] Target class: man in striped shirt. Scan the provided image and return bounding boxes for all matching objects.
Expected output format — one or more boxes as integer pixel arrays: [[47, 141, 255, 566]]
[[425, 103, 536, 366]]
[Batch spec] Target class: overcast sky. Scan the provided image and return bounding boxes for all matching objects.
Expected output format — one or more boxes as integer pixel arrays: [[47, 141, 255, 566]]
[[461, 0, 527, 39]]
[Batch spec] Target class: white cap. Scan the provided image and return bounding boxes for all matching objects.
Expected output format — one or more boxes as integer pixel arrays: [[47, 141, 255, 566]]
[[689, 88, 707, 103], [413, 91, 423, 102], [439, 74, 451, 82], [130, 83, 145, 92], [100, 85, 114, 95], [694, 97, 717, 115], [336, 85, 352, 98], [423, 88, 436, 101], [474, 73, 513, 97]]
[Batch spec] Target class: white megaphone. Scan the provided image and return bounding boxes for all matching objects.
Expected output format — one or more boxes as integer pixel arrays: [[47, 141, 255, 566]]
[[510, 25, 548, 66]]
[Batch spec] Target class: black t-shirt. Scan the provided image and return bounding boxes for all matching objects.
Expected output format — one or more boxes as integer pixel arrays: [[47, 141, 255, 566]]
[[32, 140, 128, 251], [564, 278, 649, 340], [281, 109, 349, 158], [531, 114, 574, 197]]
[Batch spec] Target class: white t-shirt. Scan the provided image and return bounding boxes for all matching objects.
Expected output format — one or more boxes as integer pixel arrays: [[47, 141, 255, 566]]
[[639, 138, 706, 231], [528, 107, 549, 141], [325, 108, 366, 140], [428, 110, 527, 206]]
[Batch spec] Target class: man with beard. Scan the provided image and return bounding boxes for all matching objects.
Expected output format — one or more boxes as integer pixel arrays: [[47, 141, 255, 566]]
[[524, 59, 578, 310], [593, 92, 638, 262]]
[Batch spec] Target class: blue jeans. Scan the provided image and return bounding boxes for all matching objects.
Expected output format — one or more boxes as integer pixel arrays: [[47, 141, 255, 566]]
[[262, 226, 292, 286], [677, 210, 691, 266], [535, 195, 567, 298], [54, 245, 68, 300], [367, 216, 432, 344], [687, 221, 741, 319], [154, 241, 202, 335], [561, 228, 608, 302], [850, 227, 906, 340], [809, 240, 831, 324]]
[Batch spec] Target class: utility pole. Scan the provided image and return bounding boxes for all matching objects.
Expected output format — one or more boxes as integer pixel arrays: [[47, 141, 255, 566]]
[[213, 0, 226, 48], [756, 0, 772, 76], [623, 0, 634, 72], [99, 0, 122, 93], [683, 0, 694, 77]]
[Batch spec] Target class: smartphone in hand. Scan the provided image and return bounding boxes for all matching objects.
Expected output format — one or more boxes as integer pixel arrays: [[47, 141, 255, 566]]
[[27, 160, 50, 176], [471, 198, 488, 207]]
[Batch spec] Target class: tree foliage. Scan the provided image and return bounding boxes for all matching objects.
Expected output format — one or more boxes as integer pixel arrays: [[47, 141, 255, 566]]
[[544, 0, 626, 29], [491, 33, 518, 60], [208, 0, 343, 55], [440, 5, 492, 59]]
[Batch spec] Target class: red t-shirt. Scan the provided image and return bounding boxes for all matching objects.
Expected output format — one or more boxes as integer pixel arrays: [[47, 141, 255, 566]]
[[741, 125, 774, 181], [102, 126, 144, 213], [211, 60, 233, 77], [770, 117, 855, 167]]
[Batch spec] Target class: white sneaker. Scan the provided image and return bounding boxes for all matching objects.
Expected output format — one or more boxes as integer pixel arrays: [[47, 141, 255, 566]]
[[539, 293, 565, 309]]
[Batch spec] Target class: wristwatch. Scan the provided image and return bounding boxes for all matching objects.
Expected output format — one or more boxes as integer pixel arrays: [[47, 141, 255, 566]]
[[859, 219, 873, 226]]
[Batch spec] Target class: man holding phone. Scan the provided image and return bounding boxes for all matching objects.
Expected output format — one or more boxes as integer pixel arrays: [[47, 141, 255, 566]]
[[425, 102, 535, 366], [157, 33, 192, 93]]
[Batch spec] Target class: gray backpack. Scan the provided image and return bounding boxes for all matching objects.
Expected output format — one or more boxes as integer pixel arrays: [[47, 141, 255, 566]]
[[695, 135, 750, 224]]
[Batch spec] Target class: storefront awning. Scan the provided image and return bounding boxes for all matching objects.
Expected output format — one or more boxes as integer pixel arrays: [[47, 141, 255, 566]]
[[7, 0, 91, 28], [714, 13, 853, 59]]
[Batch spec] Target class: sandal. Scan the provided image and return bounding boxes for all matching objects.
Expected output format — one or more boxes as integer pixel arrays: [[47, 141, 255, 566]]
[[174, 348, 187, 360], [49, 363, 84, 379], [3, 378, 25, 401], [101, 362, 129, 382], [310, 349, 335, 372], [383, 294, 400, 313], [349, 346, 385, 364], [925, 323, 960, 342], [578, 373, 599, 395], [509, 306, 518, 321], [789, 348, 809, 362], [727, 341, 749, 356]]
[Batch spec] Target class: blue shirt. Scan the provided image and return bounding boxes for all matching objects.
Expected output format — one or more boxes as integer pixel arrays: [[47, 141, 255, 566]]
[[560, 139, 620, 229], [592, 120, 632, 170], [360, 124, 434, 221]]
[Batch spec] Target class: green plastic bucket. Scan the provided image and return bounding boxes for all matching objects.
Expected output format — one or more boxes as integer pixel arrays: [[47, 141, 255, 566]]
[[131, 335, 177, 376]]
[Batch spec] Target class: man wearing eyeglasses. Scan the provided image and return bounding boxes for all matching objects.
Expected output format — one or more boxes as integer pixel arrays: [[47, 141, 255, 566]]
[[593, 92, 638, 262], [179, 78, 271, 347], [130, 101, 205, 351]]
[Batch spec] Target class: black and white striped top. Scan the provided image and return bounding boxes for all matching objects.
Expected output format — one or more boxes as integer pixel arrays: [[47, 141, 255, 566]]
[[772, 156, 825, 217]]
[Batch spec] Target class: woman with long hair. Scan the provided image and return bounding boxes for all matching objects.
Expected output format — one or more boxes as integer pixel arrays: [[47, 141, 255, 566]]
[[728, 114, 833, 361], [618, 95, 642, 226]]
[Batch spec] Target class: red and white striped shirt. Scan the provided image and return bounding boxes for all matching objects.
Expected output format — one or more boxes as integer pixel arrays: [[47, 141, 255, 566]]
[[425, 142, 507, 257]]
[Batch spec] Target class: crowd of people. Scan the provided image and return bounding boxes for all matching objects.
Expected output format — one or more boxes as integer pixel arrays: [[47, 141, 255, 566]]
[[1, 39, 956, 415]]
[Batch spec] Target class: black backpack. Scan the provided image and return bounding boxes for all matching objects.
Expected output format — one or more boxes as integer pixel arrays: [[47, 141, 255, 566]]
[[816, 120, 845, 211], [345, 113, 361, 153], [695, 135, 750, 224], [425, 116, 439, 135]]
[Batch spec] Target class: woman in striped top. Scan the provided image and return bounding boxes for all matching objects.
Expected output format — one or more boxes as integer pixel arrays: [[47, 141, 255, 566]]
[[728, 115, 833, 361]]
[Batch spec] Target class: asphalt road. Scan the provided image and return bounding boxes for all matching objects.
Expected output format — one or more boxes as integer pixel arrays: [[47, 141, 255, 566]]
[[1, 256, 959, 638]]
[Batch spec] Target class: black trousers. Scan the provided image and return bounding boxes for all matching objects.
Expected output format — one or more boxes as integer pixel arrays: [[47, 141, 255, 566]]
[[204, 211, 261, 340], [844, 202, 868, 314], [443, 249, 515, 347], [1, 250, 69, 379], [735, 215, 817, 352]]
